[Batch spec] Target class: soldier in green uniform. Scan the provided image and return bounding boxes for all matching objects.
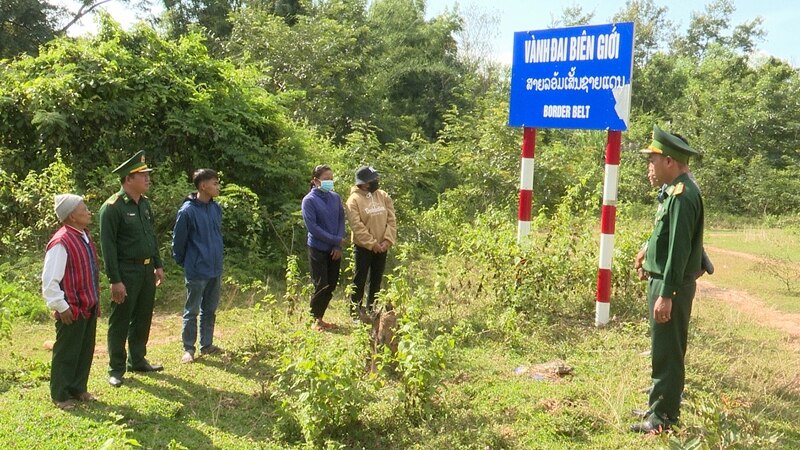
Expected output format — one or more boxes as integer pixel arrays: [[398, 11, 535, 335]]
[[631, 125, 704, 434], [99, 151, 166, 387]]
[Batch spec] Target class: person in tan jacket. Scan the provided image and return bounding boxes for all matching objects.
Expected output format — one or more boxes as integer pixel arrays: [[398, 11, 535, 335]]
[[346, 166, 397, 319]]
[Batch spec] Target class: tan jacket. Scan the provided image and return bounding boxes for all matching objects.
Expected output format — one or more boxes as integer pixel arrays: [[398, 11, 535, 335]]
[[346, 186, 397, 250]]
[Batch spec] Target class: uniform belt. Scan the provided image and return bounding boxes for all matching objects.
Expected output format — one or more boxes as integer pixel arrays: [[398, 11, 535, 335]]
[[122, 258, 152, 265], [648, 272, 697, 282]]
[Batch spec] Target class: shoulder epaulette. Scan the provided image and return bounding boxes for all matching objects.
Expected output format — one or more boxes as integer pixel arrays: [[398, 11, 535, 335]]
[[672, 182, 685, 196], [105, 193, 120, 205]]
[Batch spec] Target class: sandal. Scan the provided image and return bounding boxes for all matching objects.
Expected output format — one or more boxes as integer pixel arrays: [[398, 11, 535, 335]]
[[54, 399, 77, 410], [76, 392, 97, 402]]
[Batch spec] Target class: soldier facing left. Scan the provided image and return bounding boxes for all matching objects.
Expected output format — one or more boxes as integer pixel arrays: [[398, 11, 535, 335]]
[[99, 151, 166, 388]]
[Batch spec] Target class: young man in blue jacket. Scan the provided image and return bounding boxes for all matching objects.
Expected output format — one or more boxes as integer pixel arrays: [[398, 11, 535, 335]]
[[172, 169, 224, 363]]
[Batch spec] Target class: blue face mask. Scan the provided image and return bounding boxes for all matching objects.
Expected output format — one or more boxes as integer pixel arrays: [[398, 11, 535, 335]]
[[319, 179, 335, 192]]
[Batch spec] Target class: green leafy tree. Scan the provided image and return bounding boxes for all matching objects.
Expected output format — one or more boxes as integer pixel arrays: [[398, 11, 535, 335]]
[[0, 0, 58, 58], [0, 16, 309, 259], [227, 1, 373, 140], [160, 0, 237, 50], [672, 0, 764, 58], [366, 0, 468, 141]]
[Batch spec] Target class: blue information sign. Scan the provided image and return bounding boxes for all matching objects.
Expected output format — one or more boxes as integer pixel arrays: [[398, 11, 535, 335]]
[[508, 22, 635, 131]]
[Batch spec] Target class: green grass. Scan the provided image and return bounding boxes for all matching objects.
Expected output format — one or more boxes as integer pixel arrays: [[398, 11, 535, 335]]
[[707, 228, 800, 260], [2, 299, 797, 449], [1, 228, 799, 449], [706, 229, 800, 313]]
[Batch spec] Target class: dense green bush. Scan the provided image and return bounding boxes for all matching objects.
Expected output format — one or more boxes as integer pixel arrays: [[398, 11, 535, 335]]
[[0, 17, 310, 265], [272, 329, 371, 445], [0, 153, 75, 254]]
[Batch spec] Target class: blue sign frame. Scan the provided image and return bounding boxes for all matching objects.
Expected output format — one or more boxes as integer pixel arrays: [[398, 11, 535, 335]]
[[508, 22, 635, 131]]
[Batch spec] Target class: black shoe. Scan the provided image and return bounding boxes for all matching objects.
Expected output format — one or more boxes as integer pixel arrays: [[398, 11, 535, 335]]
[[108, 376, 124, 387], [129, 362, 164, 372], [630, 420, 669, 434], [631, 408, 650, 419], [200, 345, 223, 356]]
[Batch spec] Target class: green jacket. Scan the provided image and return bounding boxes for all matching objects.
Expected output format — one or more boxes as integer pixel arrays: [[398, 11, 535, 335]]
[[99, 189, 163, 283], [643, 172, 704, 297]]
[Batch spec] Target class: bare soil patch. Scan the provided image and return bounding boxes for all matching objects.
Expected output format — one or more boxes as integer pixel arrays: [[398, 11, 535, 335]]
[[697, 279, 800, 343]]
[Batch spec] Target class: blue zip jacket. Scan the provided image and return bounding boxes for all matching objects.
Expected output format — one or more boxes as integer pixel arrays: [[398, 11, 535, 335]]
[[172, 193, 224, 280], [302, 187, 345, 252]]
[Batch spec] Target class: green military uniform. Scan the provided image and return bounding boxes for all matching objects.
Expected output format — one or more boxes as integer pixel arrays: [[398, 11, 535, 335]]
[[99, 151, 163, 378], [640, 126, 704, 428]]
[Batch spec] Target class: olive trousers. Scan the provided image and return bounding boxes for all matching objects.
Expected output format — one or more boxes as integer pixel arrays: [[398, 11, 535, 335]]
[[51, 313, 97, 401], [647, 277, 695, 424], [107, 262, 155, 377]]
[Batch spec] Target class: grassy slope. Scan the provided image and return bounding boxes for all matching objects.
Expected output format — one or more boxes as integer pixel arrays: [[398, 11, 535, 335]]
[[706, 229, 800, 313], [1, 230, 799, 449]]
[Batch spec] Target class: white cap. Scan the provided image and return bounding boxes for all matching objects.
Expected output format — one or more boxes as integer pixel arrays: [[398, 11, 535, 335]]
[[54, 194, 83, 222]]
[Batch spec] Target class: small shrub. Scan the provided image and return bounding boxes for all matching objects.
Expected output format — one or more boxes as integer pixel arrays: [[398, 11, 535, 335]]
[[283, 254, 313, 317], [0, 263, 48, 321], [757, 255, 799, 293], [272, 329, 370, 445], [394, 320, 454, 416]]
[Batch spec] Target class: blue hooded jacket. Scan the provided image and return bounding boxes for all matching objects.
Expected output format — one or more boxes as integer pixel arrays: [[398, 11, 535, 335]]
[[301, 187, 345, 252], [172, 193, 223, 280]]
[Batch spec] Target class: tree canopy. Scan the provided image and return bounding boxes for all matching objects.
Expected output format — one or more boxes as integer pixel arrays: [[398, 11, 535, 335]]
[[2, 0, 800, 262]]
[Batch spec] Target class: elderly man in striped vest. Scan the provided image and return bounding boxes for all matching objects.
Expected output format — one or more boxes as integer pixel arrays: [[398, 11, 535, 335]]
[[42, 194, 100, 410]]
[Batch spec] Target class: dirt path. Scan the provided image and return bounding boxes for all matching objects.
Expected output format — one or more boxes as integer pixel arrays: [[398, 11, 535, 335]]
[[703, 245, 764, 263], [705, 244, 800, 269], [697, 279, 800, 341]]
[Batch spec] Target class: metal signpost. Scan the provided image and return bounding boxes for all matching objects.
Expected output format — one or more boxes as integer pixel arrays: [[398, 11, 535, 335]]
[[508, 22, 635, 326]]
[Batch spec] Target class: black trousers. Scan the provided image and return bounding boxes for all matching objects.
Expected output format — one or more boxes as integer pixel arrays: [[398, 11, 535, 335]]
[[308, 247, 341, 320], [349, 244, 387, 314]]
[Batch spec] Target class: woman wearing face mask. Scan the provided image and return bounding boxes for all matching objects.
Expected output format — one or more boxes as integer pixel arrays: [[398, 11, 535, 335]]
[[301, 164, 346, 331], [345, 165, 397, 320]]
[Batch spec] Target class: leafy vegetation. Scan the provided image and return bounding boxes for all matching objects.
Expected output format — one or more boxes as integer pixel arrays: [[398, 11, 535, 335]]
[[1, 0, 800, 448]]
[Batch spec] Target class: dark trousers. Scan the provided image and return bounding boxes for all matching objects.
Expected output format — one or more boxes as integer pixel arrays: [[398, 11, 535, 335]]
[[308, 247, 341, 320], [51, 312, 97, 401], [349, 244, 387, 314], [108, 262, 156, 377], [647, 277, 695, 422]]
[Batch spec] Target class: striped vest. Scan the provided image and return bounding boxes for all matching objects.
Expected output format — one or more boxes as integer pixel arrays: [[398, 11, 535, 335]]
[[46, 226, 100, 318]]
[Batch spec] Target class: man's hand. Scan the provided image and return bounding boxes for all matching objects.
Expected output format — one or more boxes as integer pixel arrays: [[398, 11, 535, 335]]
[[653, 296, 672, 323], [155, 268, 165, 287], [111, 282, 127, 304], [379, 240, 391, 252], [634, 247, 648, 280], [634, 247, 645, 270], [57, 309, 74, 325], [331, 248, 342, 261], [371, 243, 383, 253]]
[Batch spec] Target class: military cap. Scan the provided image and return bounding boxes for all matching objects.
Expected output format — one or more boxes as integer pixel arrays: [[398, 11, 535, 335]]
[[112, 150, 154, 176], [640, 125, 700, 164]]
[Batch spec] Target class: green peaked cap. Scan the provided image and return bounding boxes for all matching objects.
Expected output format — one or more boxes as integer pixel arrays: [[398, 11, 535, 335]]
[[112, 150, 154, 176], [640, 125, 700, 164]]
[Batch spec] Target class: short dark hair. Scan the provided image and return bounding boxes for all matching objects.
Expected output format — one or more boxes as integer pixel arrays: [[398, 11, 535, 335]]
[[312, 164, 332, 179], [193, 168, 218, 189]]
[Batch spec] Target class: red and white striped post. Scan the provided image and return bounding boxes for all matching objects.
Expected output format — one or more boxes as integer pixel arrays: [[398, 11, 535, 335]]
[[596, 130, 622, 326], [518, 127, 536, 243]]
